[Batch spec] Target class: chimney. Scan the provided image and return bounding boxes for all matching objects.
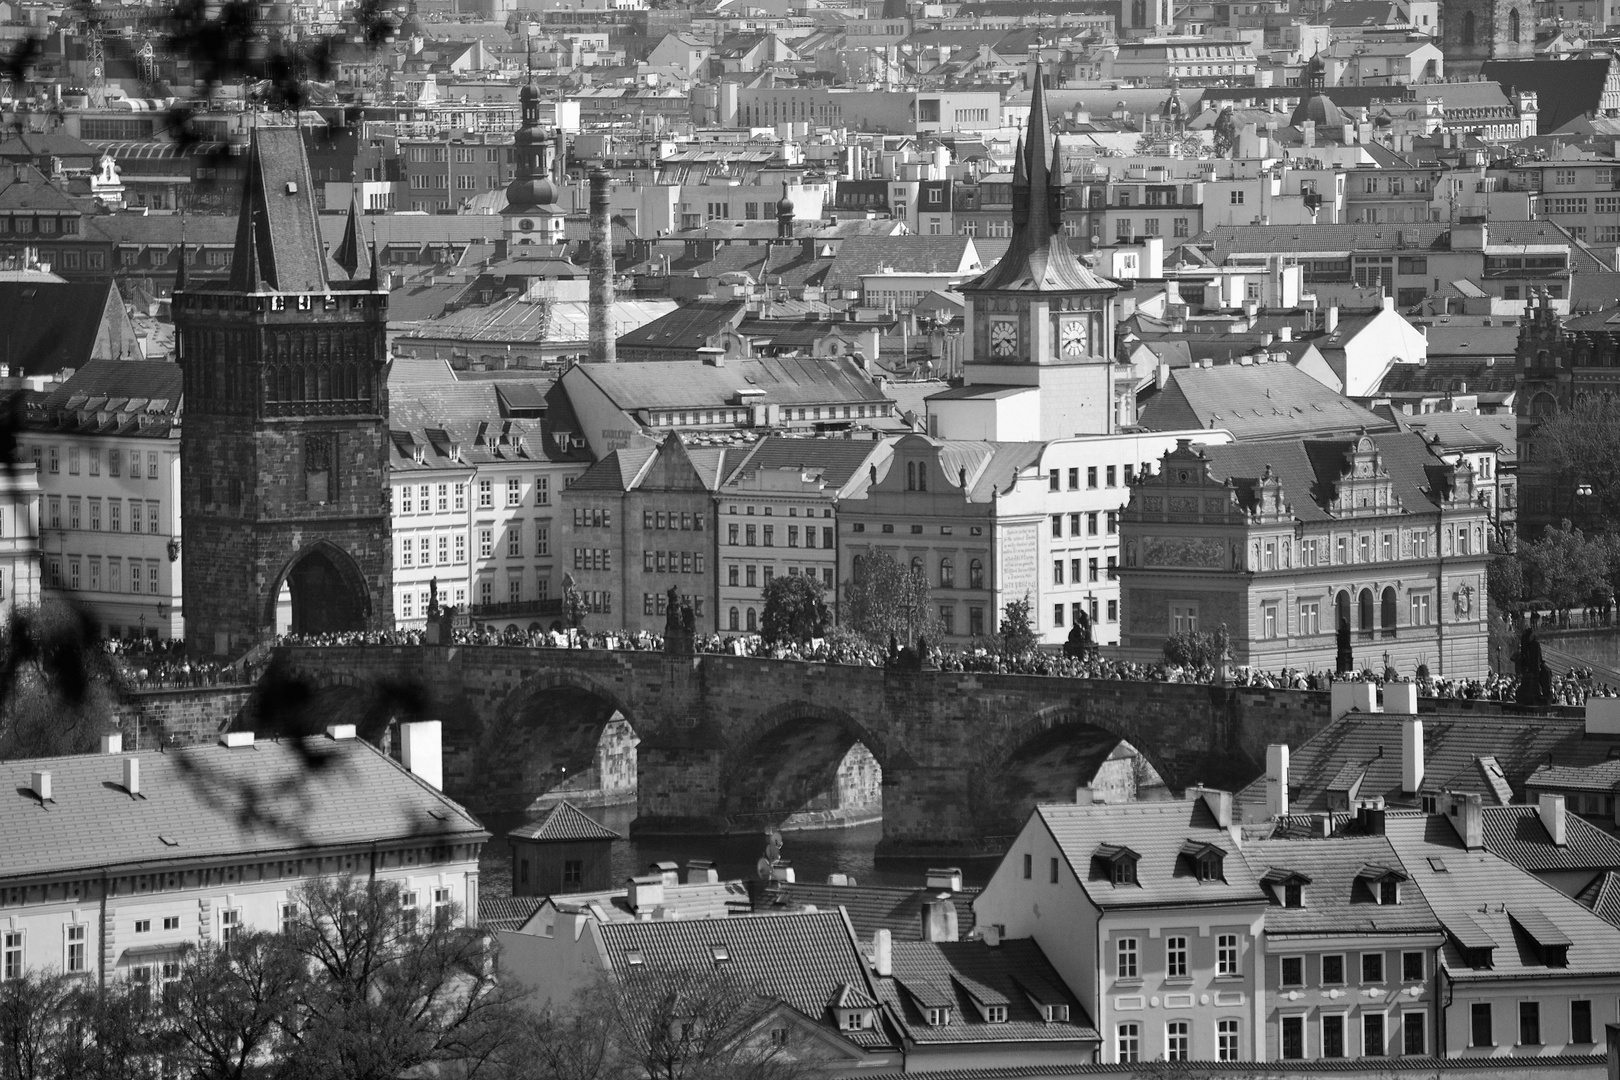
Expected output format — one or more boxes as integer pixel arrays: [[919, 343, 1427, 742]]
[[123, 757, 140, 795], [652, 861, 680, 887], [626, 874, 664, 911], [1446, 792, 1484, 850], [921, 894, 959, 942], [873, 928, 893, 975], [926, 867, 963, 891], [981, 923, 1002, 947], [686, 859, 719, 884], [326, 724, 357, 740], [1325, 304, 1339, 334], [1401, 717, 1424, 794], [1331, 681, 1381, 719], [1385, 682, 1418, 715], [1074, 786, 1094, 806], [101, 733, 123, 754], [1266, 744, 1289, 818], [400, 720, 443, 790], [1539, 793, 1567, 847], [31, 770, 51, 801], [588, 168, 616, 363], [220, 731, 256, 748], [1586, 698, 1620, 736], [1278, 325, 1292, 342]]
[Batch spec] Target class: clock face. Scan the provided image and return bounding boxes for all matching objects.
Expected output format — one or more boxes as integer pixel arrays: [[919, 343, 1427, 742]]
[[989, 320, 1018, 358], [1060, 317, 1088, 357]]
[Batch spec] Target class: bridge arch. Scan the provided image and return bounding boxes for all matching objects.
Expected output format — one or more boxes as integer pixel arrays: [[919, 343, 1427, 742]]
[[480, 671, 644, 815], [722, 701, 889, 832]]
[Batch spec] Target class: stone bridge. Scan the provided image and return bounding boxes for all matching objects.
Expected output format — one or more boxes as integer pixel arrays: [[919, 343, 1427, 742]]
[[256, 646, 1338, 854]]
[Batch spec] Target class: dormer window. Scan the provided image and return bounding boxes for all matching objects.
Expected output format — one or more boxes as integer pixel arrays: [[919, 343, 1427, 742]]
[[1092, 843, 1141, 886], [1261, 868, 1311, 907], [1044, 1004, 1070, 1022], [1357, 864, 1408, 904], [984, 1005, 1007, 1023], [1181, 841, 1226, 882], [1509, 908, 1572, 968], [840, 1010, 873, 1031], [710, 943, 730, 963], [1285, 882, 1303, 907], [1378, 879, 1399, 905], [926, 1007, 951, 1026]]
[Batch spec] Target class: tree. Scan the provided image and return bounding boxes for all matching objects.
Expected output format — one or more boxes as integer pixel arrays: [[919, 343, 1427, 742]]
[[0, 971, 80, 1080], [759, 574, 829, 646], [1521, 519, 1608, 622], [1162, 626, 1229, 669], [841, 552, 938, 647], [277, 875, 525, 1080], [163, 932, 304, 1080], [589, 965, 826, 1080], [0, 600, 122, 761], [999, 594, 1037, 657], [1487, 542, 1527, 616], [1532, 394, 1620, 527]]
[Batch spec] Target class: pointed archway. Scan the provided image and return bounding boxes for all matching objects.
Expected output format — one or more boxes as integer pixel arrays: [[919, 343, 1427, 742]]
[[269, 541, 371, 636]]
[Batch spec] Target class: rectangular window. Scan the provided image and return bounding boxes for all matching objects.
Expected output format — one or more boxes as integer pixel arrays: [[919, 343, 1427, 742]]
[[1117, 1023, 1140, 1063], [69, 498, 80, 530], [1263, 602, 1279, 639], [89, 499, 100, 531], [1049, 469, 1060, 492], [1053, 560, 1064, 585], [1022, 853, 1032, 879], [1282, 1015, 1305, 1059], [1322, 1014, 1345, 1058], [478, 480, 493, 508], [1362, 953, 1384, 983], [2, 932, 21, 980], [479, 529, 493, 558], [65, 925, 86, 972], [1166, 1021, 1189, 1061], [1518, 1001, 1540, 1046], [1403, 1012, 1425, 1055], [68, 446, 79, 475], [280, 903, 297, 935], [508, 525, 522, 557], [1364, 1013, 1385, 1056], [535, 526, 548, 557], [1280, 956, 1304, 987], [1299, 602, 1320, 636], [1471, 1003, 1493, 1047], [1571, 1000, 1593, 1044], [507, 478, 522, 506], [1117, 938, 1138, 979], [1217, 1018, 1239, 1061], [147, 452, 158, 480], [148, 504, 159, 535], [438, 535, 449, 565], [1051, 514, 1063, 538], [1049, 857, 1059, 883], [1087, 512, 1099, 535], [1087, 466, 1098, 488], [1401, 951, 1424, 981], [1217, 934, 1239, 976], [1165, 936, 1188, 979], [220, 909, 241, 947]]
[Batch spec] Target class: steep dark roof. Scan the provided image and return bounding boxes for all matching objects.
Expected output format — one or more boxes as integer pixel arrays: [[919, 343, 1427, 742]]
[[1482, 57, 1612, 134], [1198, 430, 1451, 523], [1479, 805, 1620, 873], [229, 127, 330, 293], [876, 939, 1100, 1045], [614, 298, 746, 353], [508, 800, 622, 842], [479, 894, 544, 932], [0, 281, 121, 375]]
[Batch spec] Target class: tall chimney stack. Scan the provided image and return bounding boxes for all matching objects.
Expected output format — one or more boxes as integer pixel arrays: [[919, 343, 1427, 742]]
[[588, 167, 616, 364]]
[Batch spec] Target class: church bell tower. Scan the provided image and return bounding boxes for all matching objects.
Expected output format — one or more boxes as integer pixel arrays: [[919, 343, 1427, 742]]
[[173, 127, 393, 654]]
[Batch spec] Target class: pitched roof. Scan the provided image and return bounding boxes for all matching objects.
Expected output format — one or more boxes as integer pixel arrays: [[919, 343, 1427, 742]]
[[1528, 759, 1620, 792], [1384, 814, 1620, 980], [571, 356, 890, 412], [823, 236, 981, 291], [479, 894, 544, 932], [508, 800, 622, 842], [1193, 220, 1581, 258], [1035, 798, 1268, 909], [875, 939, 1100, 1045], [228, 127, 329, 293], [1236, 711, 1620, 818], [0, 281, 122, 375], [1243, 835, 1442, 935], [1197, 430, 1452, 524], [596, 910, 897, 1050], [1577, 870, 1620, 927], [1479, 804, 1620, 873], [614, 298, 747, 353], [0, 736, 488, 882], [722, 435, 891, 491], [770, 882, 979, 941], [1138, 362, 1391, 440]]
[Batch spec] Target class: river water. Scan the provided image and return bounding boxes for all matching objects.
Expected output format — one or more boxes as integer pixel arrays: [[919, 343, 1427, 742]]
[[477, 804, 999, 903]]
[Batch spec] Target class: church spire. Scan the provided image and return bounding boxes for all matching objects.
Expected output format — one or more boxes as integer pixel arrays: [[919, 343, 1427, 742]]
[[332, 179, 364, 280], [1011, 133, 1028, 226], [1025, 59, 1052, 240], [174, 219, 188, 293]]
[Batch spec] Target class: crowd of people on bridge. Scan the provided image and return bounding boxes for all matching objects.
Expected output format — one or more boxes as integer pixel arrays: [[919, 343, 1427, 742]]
[[268, 625, 1620, 706], [102, 637, 235, 689]]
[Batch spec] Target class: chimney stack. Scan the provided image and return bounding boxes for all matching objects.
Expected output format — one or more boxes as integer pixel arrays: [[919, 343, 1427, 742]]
[[31, 770, 51, 802], [124, 757, 140, 796], [1446, 792, 1484, 850], [1266, 744, 1289, 818], [1539, 793, 1567, 847], [588, 168, 616, 364], [1074, 786, 1094, 806], [400, 720, 443, 790], [101, 733, 123, 754], [873, 928, 893, 975], [921, 895, 959, 942], [1401, 716, 1425, 794]]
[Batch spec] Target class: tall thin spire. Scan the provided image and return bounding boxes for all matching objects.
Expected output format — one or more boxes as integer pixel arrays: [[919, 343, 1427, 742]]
[[174, 218, 188, 292], [1025, 58, 1052, 240], [333, 177, 363, 279], [1011, 133, 1028, 225], [241, 207, 263, 292]]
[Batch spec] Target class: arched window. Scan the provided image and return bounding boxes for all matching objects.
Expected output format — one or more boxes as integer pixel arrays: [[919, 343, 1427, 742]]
[[729, 607, 739, 631], [906, 462, 917, 490], [970, 559, 984, 589], [265, 370, 278, 402], [1358, 589, 1375, 633], [940, 558, 954, 588], [1461, 10, 1476, 44], [1336, 590, 1352, 634], [1509, 8, 1520, 41], [853, 554, 865, 580], [746, 608, 757, 632], [1381, 587, 1397, 637]]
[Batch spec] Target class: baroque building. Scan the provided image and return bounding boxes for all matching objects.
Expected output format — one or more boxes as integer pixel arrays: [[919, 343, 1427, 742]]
[[1117, 433, 1490, 679], [173, 128, 393, 653]]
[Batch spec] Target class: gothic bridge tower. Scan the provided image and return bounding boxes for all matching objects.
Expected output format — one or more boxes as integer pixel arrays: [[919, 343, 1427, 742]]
[[173, 127, 392, 654]]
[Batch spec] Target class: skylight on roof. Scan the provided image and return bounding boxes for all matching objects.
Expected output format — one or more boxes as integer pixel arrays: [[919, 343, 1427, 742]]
[[711, 943, 730, 962]]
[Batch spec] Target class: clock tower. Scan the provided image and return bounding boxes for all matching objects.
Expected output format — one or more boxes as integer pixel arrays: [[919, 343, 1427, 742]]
[[956, 62, 1127, 440]]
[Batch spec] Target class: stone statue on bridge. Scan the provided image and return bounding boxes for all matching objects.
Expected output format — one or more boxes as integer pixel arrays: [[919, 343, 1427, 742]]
[[662, 586, 696, 654], [1516, 612, 1548, 706]]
